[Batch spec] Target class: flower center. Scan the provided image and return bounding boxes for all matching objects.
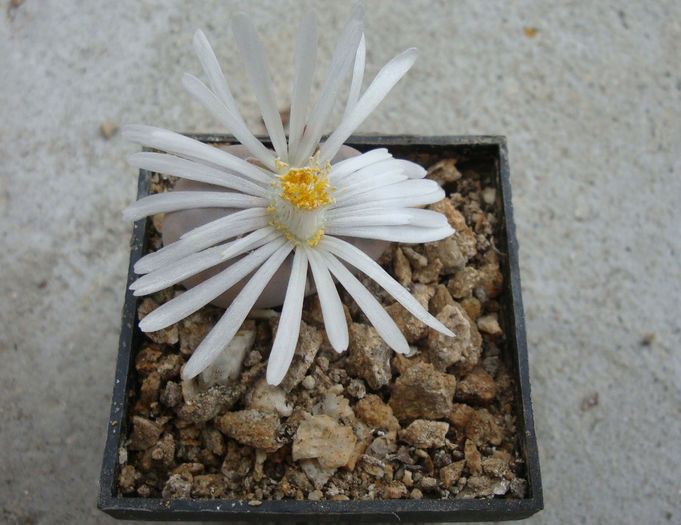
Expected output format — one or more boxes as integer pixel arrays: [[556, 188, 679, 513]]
[[268, 157, 334, 246]]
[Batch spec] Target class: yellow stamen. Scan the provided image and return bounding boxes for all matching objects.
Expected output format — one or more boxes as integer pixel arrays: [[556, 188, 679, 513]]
[[307, 229, 324, 247], [274, 158, 289, 172], [275, 157, 332, 210]]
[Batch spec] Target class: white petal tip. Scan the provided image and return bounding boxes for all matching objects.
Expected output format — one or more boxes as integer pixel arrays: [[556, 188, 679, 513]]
[[181, 363, 198, 381], [266, 366, 285, 386], [121, 208, 137, 222]]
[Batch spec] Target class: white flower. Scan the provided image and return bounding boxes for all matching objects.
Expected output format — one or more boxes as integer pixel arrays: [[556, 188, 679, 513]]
[[123, 6, 454, 386]]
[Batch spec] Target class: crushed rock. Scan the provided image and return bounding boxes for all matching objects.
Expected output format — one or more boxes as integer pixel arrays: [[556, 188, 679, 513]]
[[119, 160, 526, 502]]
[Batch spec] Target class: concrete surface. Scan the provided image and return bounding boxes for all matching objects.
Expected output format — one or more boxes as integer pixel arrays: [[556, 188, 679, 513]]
[[1, 0, 679, 523]]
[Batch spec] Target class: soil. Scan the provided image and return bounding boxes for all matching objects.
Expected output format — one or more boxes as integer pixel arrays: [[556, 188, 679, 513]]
[[116, 149, 528, 502]]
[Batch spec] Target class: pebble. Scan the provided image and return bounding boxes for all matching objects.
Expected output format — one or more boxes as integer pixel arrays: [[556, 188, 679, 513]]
[[278, 320, 323, 392], [464, 439, 482, 475], [382, 481, 408, 499], [246, 379, 293, 417], [477, 263, 503, 299], [393, 246, 412, 286], [162, 473, 192, 499], [354, 394, 400, 433], [129, 416, 162, 451], [99, 119, 118, 139], [346, 323, 393, 389], [345, 378, 366, 399], [429, 284, 455, 315], [477, 313, 503, 336], [426, 160, 462, 185], [481, 187, 496, 205], [216, 409, 282, 452], [299, 458, 336, 489], [385, 285, 433, 343], [389, 362, 457, 422], [455, 366, 497, 405], [447, 267, 478, 299], [198, 323, 255, 386], [399, 420, 449, 448], [178, 309, 217, 356], [440, 460, 466, 488], [118, 465, 140, 495], [292, 415, 357, 469], [191, 474, 225, 498], [425, 303, 482, 371]]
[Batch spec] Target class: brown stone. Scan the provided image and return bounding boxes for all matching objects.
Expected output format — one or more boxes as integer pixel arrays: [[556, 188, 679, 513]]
[[191, 474, 225, 498], [447, 267, 478, 299], [477, 313, 503, 337], [216, 409, 282, 452], [162, 473, 192, 498], [279, 320, 323, 392], [135, 345, 162, 376], [292, 415, 357, 469], [460, 297, 482, 321], [382, 481, 408, 499], [477, 262, 503, 300], [398, 420, 449, 448], [178, 309, 217, 356], [129, 416, 162, 451], [412, 257, 443, 284], [389, 362, 457, 422], [440, 459, 466, 488], [425, 302, 482, 372], [455, 366, 497, 405], [429, 284, 455, 316], [138, 371, 161, 411], [426, 160, 462, 185], [393, 246, 412, 286], [464, 439, 482, 475], [118, 465, 140, 495], [354, 394, 400, 432], [385, 284, 434, 343], [346, 323, 392, 389]]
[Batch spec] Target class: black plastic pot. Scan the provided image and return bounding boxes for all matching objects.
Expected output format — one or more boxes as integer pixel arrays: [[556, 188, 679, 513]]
[[99, 135, 542, 522]]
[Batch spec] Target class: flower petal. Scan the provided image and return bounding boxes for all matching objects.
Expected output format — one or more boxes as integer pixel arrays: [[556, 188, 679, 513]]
[[182, 241, 294, 380], [325, 224, 454, 243], [288, 14, 317, 162], [131, 229, 281, 295], [305, 246, 348, 353], [192, 30, 277, 169], [327, 208, 449, 229], [333, 179, 445, 208], [134, 216, 271, 275], [395, 159, 427, 179], [122, 191, 267, 221], [333, 171, 407, 205], [322, 250, 409, 354], [344, 33, 365, 118], [328, 148, 392, 181], [183, 73, 277, 170], [231, 14, 288, 160], [266, 249, 308, 385], [123, 125, 271, 184], [321, 236, 454, 336], [192, 30, 240, 118], [319, 48, 418, 163], [128, 152, 267, 197], [293, 11, 363, 165], [139, 237, 288, 332]]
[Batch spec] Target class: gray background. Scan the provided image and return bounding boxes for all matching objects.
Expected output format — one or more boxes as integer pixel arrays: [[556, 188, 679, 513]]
[[1, 0, 679, 523]]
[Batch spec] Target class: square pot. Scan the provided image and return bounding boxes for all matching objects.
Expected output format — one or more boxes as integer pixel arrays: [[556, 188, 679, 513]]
[[99, 135, 542, 522]]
